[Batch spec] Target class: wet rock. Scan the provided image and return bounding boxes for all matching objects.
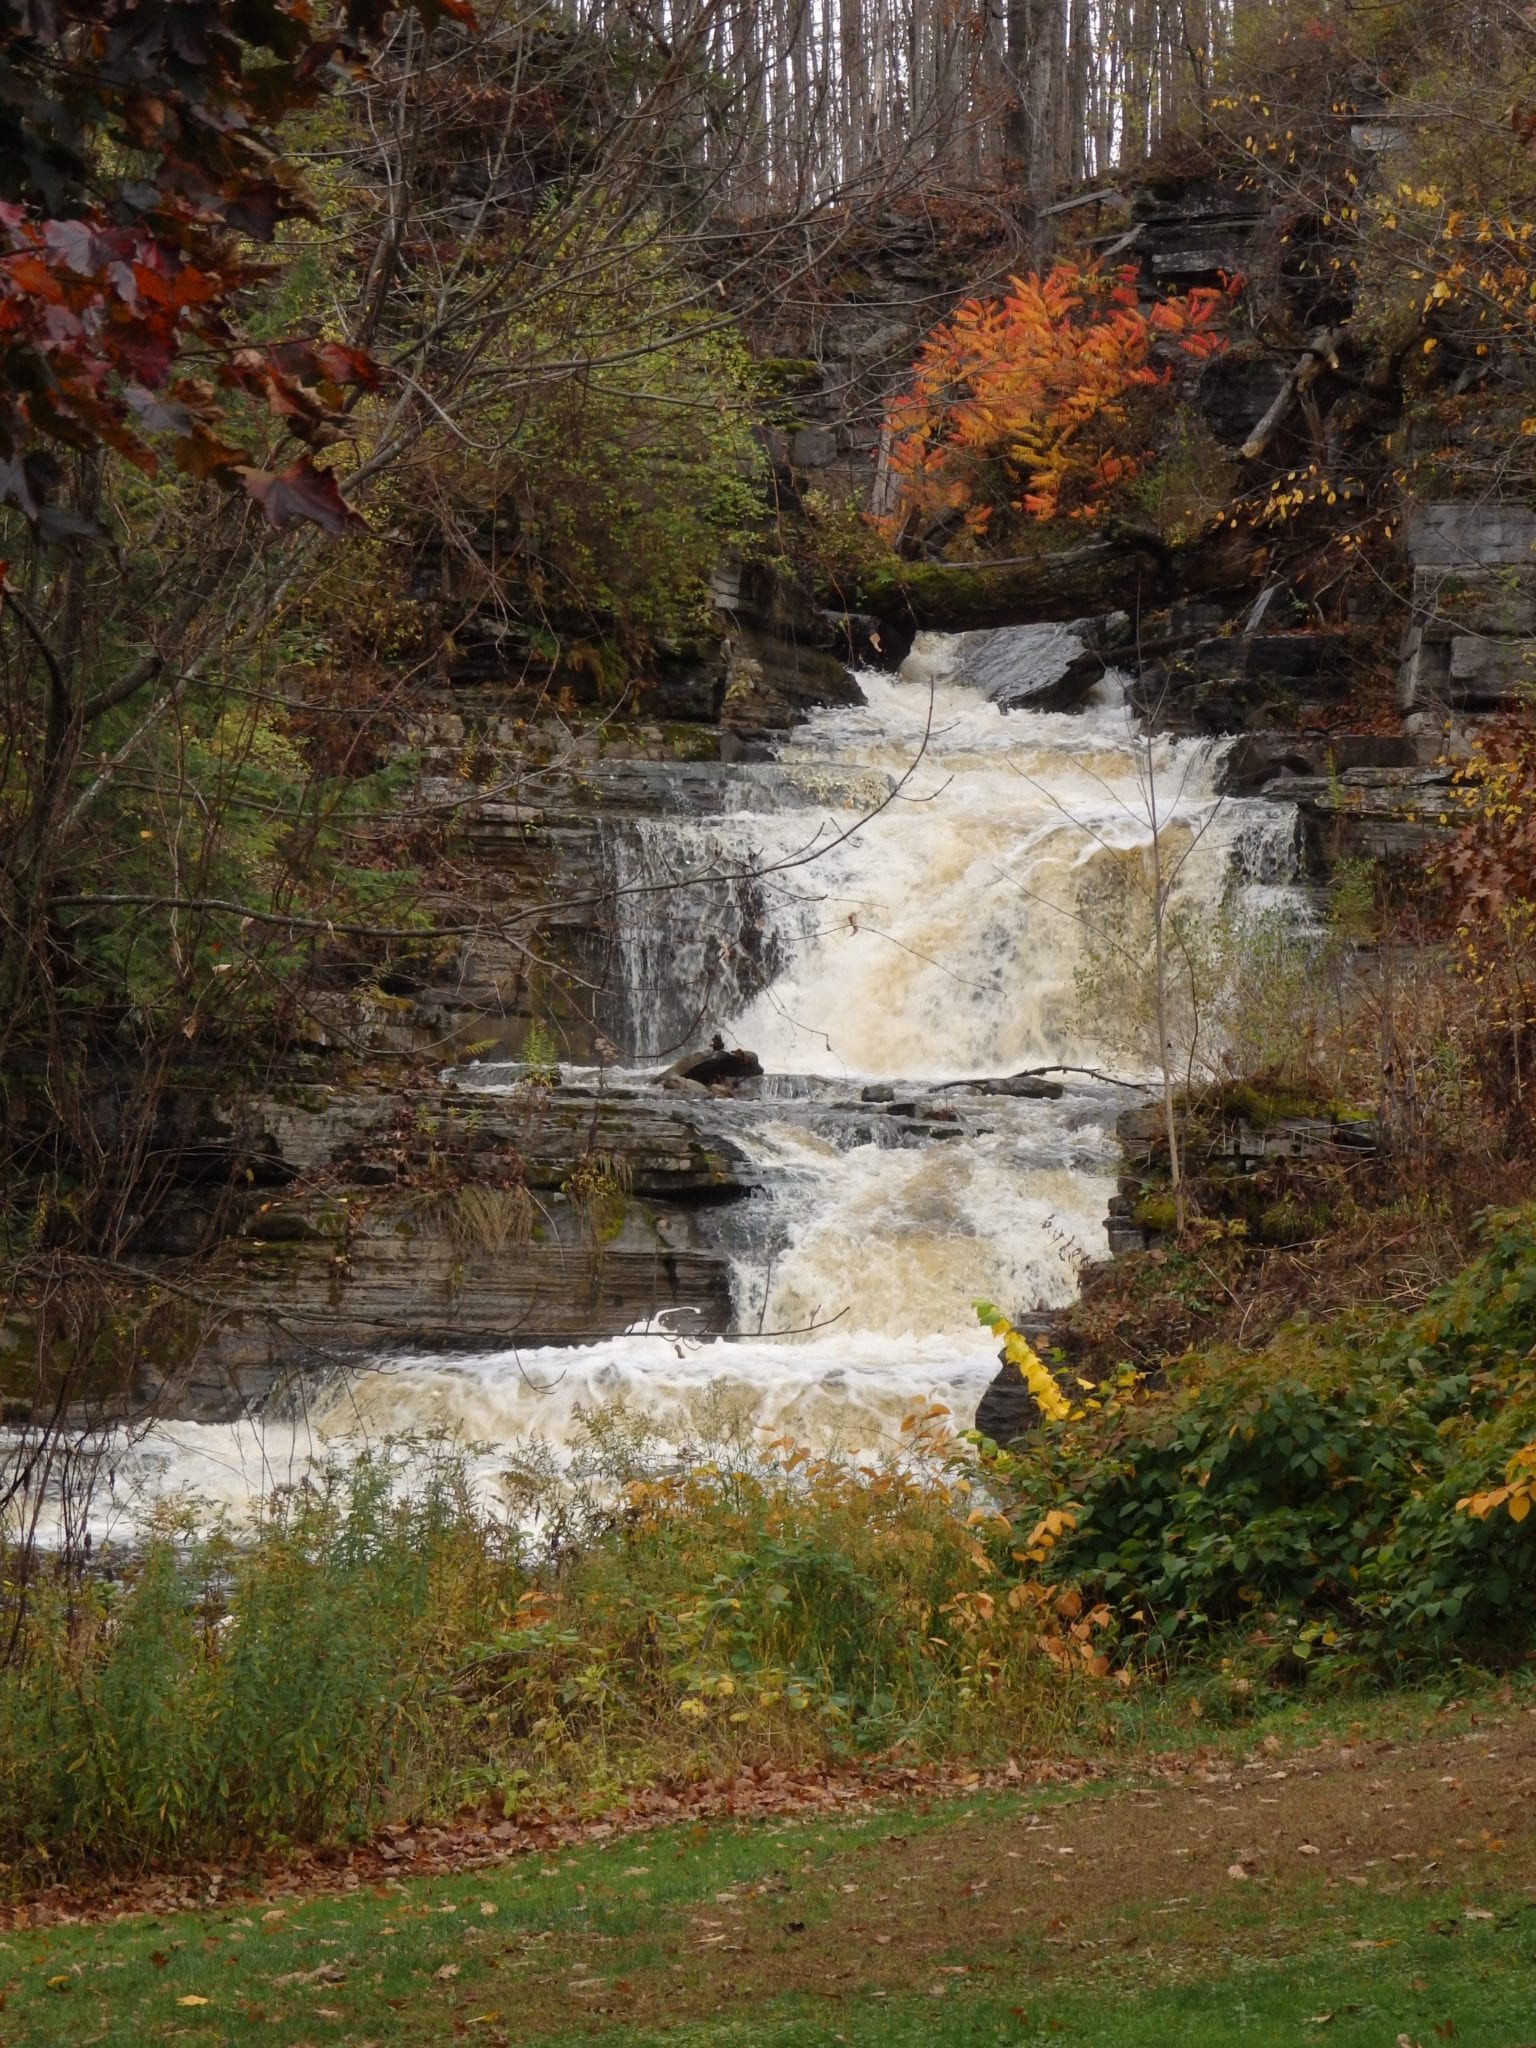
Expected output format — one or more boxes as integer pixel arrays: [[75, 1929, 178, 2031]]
[[1220, 731, 1420, 796], [965, 615, 1128, 714], [1278, 765, 1457, 869], [666, 1041, 764, 1088], [721, 624, 863, 731], [860, 1083, 896, 1103], [820, 610, 885, 667], [928, 1072, 1065, 1101], [964, 1074, 1066, 1101], [116, 1081, 759, 1421], [1143, 629, 1358, 731], [975, 1368, 1040, 1446]]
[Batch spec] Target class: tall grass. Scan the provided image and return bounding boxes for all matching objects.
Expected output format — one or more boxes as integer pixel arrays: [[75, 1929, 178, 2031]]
[[0, 1413, 1079, 1877]]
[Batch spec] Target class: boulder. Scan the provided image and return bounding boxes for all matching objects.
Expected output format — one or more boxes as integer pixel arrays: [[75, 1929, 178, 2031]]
[[665, 1040, 764, 1088], [970, 1074, 1066, 1100]]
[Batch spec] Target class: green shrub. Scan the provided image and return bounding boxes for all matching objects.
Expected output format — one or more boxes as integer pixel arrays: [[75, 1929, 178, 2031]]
[[980, 1205, 1536, 1673]]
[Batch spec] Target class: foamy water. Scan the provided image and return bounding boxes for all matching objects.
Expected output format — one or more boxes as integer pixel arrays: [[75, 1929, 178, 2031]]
[[16, 629, 1301, 1541]]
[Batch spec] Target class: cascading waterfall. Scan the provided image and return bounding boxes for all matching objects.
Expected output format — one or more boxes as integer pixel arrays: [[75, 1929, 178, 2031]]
[[37, 627, 1304, 1540], [603, 637, 1283, 1081]]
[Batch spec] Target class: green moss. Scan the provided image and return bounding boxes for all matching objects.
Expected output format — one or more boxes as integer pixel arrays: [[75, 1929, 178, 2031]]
[[755, 356, 820, 387], [1133, 1194, 1178, 1234], [661, 722, 721, 761], [1211, 1079, 1329, 1127]]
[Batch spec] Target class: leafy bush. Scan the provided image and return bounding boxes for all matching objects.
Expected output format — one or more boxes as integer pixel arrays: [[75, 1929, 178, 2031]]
[[880, 260, 1232, 545], [979, 1206, 1536, 1674]]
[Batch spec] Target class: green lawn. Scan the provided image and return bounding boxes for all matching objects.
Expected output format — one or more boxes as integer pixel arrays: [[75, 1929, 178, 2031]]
[[6, 1758, 1534, 2047]]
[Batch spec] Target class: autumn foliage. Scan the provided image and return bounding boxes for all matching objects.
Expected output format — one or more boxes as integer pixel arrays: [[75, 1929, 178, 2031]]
[[1438, 718, 1536, 941], [0, 0, 474, 541], [881, 260, 1233, 539]]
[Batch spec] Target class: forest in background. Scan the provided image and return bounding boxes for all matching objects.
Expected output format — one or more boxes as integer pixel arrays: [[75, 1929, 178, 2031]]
[[2, 0, 1536, 1884]]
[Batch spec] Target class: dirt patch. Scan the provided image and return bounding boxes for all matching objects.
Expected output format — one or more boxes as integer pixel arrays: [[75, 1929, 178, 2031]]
[[496, 1710, 1536, 2033]]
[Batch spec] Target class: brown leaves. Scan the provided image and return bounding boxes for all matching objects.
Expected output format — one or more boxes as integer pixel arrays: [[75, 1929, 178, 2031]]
[[0, 1756, 1095, 1932], [240, 458, 364, 535]]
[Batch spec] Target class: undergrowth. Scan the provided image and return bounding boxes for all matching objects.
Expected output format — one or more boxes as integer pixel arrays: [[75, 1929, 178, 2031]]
[[983, 1202, 1536, 1686], [0, 1414, 1084, 1882], [3, 1207, 1534, 1883]]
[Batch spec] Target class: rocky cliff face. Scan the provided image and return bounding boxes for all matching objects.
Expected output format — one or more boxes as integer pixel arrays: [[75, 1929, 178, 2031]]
[[94, 169, 1536, 1430], [115, 1077, 754, 1421]]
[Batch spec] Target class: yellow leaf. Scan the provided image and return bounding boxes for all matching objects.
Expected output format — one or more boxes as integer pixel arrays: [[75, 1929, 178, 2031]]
[[1510, 1490, 1532, 1523], [177, 1995, 210, 2007]]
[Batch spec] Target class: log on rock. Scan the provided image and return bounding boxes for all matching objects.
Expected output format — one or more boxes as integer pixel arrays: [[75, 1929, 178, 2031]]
[[878, 526, 1259, 638], [664, 1039, 764, 1088], [968, 1073, 1067, 1099], [931, 1072, 1067, 1099]]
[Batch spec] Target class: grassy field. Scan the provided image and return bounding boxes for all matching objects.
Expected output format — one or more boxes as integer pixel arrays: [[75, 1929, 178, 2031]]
[[5, 1701, 1533, 2047]]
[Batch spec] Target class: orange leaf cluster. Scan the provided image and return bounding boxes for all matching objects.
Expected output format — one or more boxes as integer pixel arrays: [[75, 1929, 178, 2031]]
[[881, 261, 1232, 536]]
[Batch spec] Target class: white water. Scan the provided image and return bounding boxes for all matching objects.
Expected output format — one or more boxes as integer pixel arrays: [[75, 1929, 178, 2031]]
[[25, 629, 1301, 1543]]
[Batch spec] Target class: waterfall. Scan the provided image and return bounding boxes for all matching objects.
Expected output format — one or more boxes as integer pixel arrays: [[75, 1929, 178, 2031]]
[[34, 627, 1304, 1540]]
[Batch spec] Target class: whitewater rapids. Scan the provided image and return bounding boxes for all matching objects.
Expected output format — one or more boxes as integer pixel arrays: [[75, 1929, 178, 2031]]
[[23, 628, 1301, 1541]]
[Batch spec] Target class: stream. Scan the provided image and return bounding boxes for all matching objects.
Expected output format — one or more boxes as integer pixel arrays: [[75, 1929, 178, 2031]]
[[44, 627, 1303, 1540]]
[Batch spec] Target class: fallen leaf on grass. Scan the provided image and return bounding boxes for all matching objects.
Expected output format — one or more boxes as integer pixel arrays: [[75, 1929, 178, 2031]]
[[46, 1975, 71, 1992], [1463, 1908, 1495, 1921], [435, 1963, 461, 1981], [177, 1994, 210, 2006], [1227, 1863, 1249, 1880], [1306, 2017, 1333, 2028]]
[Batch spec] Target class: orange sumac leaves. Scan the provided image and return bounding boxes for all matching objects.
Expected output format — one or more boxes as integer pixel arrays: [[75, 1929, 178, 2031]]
[[881, 260, 1234, 538]]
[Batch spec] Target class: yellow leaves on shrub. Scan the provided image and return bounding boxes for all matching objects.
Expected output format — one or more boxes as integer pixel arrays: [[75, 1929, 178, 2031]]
[[974, 1301, 1071, 1423], [1458, 1441, 1536, 1523]]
